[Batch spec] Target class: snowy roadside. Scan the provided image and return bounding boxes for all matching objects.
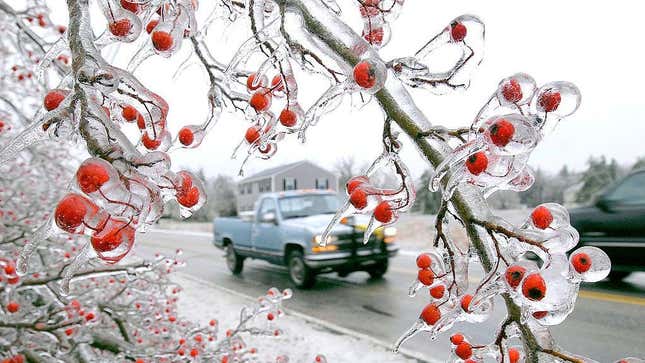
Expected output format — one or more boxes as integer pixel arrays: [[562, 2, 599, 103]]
[[174, 273, 432, 363]]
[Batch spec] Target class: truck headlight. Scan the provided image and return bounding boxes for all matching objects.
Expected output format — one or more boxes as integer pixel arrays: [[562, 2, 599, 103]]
[[312, 244, 338, 253], [313, 235, 338, 245], [383, 227, 397, 237]]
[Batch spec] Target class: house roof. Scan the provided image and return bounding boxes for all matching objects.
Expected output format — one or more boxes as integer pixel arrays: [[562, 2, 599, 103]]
[[239, 160, 332, 183]]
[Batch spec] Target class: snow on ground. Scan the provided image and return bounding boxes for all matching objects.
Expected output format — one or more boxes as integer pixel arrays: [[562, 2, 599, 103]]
[[174, 273, 422, 363]]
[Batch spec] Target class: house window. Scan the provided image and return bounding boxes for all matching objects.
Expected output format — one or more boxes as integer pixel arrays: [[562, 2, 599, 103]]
[[315, 178, 329, 189], [258, 179, 271, 193], [239, 184, 245, 195], [246, 183, 252, 194], [283, 177, 297, 191]]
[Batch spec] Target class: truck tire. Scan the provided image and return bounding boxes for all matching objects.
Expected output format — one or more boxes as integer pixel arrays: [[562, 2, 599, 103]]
[[367, 260, 388, 279], [226, 244, 244, 275], [287, 250, 316, 289]]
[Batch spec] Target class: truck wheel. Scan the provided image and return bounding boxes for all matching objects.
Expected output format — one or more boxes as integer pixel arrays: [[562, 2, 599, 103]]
[[287, 251, 315, 289], [368, 260, 388, 279], [226, 244, 244, 275]]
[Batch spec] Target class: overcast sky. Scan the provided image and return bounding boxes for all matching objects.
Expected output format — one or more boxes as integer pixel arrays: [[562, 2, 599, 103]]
[[45, 1, 645, 180]]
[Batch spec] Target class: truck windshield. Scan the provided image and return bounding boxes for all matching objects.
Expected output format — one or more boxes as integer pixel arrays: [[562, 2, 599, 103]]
[[278, 194, 340, 219]]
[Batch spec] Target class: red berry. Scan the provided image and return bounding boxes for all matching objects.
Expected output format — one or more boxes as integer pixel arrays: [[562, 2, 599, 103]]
[[430, 285, 445, 299], [489, 118, 515, 147], [120, 0, 139, 12], [271, 75, 284, 92], [250, 91, 271, 112], [4, 265, 14, 276], [373, 201, 393, 223], [416, 253, 431, 269], [346, 176, 369, 194], [259, 143, 273, 154], [522, 273, 546, 301], [146, 19, 159, 34], [55, 194, 90, 233], [267, 312, 275, 321], [349, 189, 368, 210], [178, 127, 195, 146], [418, 269, 434, 286], [177, 173, 200, 208], [190, 349, 198, 358], [6, 301, 19, 313], [136, 113, 146, 129], [450, 333, 464, 345], [141, 132, 162, 150], [531, 206, 553, 229], [538, 91, 561, 112], [279, 109, 297, 127], [571, 252, 592, 273], [76, 161, 110, 193], [502, 79, 523, 103], [420, 303, 441, 325], [152, 31, 174, 51], [504, 265, 527, 289], [246, 73, 263, 91], [532, 311, 547, 319], [109, 19, 132, 37], [363, 28, 384, 45], [245, 126, 261, 144], [465, 152, 488, 175], [508, 348, 521, 363], [450, 22, 467, 42], [460, 294, 473, 312], [91, 221, 135, 253], [65, 328, 74, 336], [353, 61, 377, 89], [455, 342, 473, 359], [44, 89, 67, 111]]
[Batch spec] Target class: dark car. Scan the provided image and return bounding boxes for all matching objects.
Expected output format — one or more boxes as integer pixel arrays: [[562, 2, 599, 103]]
[[569, 170, 645, 281]]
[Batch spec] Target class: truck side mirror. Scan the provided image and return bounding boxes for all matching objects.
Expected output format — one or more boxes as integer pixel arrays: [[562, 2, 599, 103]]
[[260, 212, 278, 225]]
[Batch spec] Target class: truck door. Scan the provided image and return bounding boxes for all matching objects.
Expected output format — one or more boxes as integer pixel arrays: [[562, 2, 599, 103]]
[[252, 198, 282, 260]]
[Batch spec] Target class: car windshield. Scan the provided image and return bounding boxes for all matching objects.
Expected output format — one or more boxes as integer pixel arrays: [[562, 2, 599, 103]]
[[278, 194, 340, 219]]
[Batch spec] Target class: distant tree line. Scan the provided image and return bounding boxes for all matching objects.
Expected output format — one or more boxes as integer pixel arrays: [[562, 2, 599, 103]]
[[415, 155, 644, 214]]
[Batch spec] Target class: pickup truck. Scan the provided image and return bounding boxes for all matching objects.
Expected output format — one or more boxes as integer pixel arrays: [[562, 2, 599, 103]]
[[212, 190, 399, 288], [569, 169, 645, 281]]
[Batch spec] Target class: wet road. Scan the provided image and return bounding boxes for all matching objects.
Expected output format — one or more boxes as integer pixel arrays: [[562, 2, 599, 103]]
[[137, 229, 645, 362]]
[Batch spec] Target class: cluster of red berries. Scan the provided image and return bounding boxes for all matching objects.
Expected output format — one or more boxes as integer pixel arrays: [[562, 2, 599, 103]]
[[176, 171, 202, 208], [358, 0, 387, 47], [25, 13, 50, 28], [10, 64, 35, 83], [1, 355, 24, 363], [450, 333, 474, 360], [239, 71, 296, 157], [245, 72, 292, 121], [346, 175, 396, 223]]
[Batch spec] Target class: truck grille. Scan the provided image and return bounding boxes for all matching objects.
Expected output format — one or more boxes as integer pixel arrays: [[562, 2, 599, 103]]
[[335, 231, 381, 253]]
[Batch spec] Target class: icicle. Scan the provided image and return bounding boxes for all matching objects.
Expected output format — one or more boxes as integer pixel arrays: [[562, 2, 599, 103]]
[[59, 243, 93, 296], [16, 218, 55, 275]]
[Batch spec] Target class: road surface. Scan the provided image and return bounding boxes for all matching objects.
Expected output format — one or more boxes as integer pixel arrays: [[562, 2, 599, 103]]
[[137, 229, 645, 362]]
